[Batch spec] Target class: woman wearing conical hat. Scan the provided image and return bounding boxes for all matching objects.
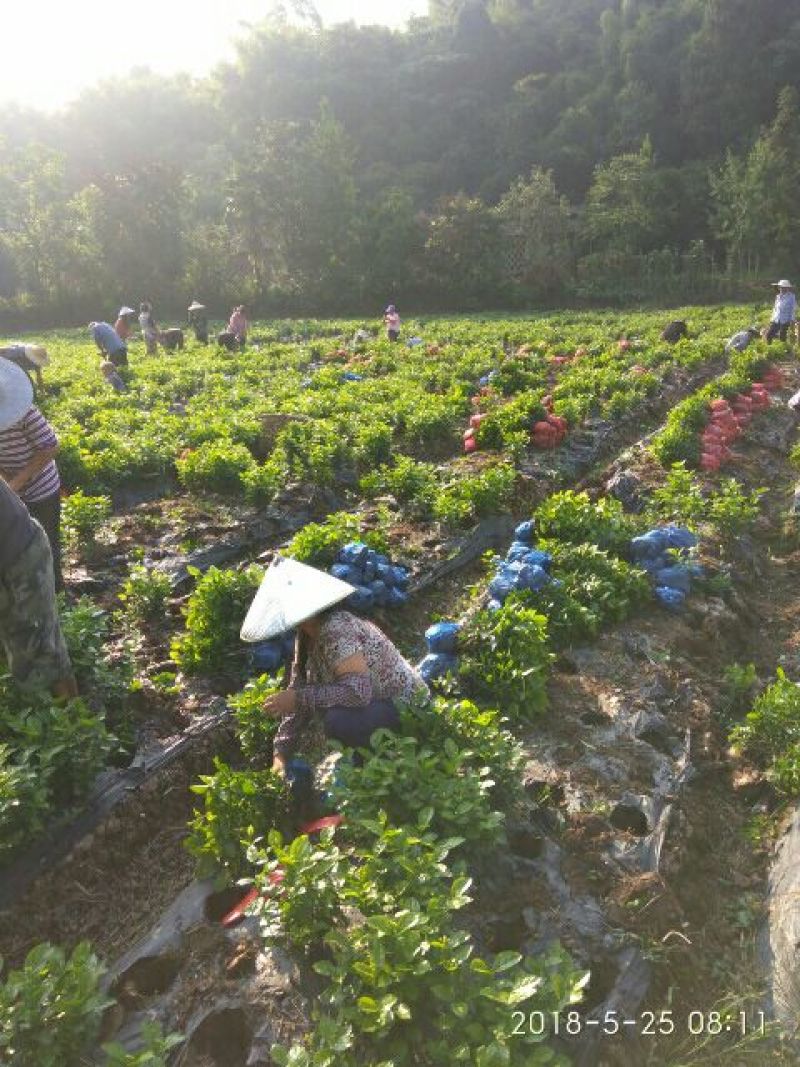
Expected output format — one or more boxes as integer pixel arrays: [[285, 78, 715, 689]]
[[188, 300, 209, 344], [241, 558, 428, 776]]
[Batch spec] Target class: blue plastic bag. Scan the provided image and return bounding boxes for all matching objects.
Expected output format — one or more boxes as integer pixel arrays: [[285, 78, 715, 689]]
[[376, 562, 395, 586], [514, 520, 536, 544], [522, 549, 552, 571], [630, 530, 669, 559], [418, 653, 459, 683], [339, 542, 370, 568], [655, 586, 686, 610], [387, 587, 408, 608], [348, 585, 375, 612], [362, 560, 377, 583], [250, 641, 285, 673], [425, 621, 461, 654], [330, 563, 361, 584], [489, 575, 513, 603], [487, 598, 503, 612], [391, 566, 410, 589], [663, 525, 697, 551], [506, 541, 531, 563], [654, 566, 691, 593], [518, 563, 550, 592], [285, 759, 314, 803], [370, 579, 389, 606]]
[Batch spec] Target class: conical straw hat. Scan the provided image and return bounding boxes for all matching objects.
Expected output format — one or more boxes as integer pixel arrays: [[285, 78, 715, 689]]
[[0, 358, 33, 431], [240, 557, 356, 642], [188, 300, 206, 312]]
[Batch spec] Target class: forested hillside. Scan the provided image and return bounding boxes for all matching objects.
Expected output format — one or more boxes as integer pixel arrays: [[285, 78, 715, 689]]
[[2, 0, 800, 320]]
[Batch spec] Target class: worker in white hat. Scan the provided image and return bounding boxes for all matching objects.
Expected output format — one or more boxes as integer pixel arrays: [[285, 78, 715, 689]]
[[0, 343, 49, 393], [0, 360, 64, 591], [241, 557, 428, 776], [766, 279, 796, 343], [114, 307, 137, 344], [188, 300, 209, 344]]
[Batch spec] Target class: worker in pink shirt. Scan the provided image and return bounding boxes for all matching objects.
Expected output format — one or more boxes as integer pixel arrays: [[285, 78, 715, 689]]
[[228, 305, 249, 349], [384, 304, 401, 342]]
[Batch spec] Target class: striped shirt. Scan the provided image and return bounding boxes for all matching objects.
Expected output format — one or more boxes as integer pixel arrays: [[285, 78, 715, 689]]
[[0, 406, 60, 504]]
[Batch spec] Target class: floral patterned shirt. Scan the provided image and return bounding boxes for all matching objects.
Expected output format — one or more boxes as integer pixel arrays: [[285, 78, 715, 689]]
[[274, 611, 427, 756]]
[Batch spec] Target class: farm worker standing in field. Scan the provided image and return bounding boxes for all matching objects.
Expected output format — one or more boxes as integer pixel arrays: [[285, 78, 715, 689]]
[[766, 280, 796, 343], [228, 305, 248, 349], [384, 304, 401, 341], [114, 306, 136, 342], [188, 301, 209, 344], [240, 558, 428, 776], [139, 302, 159, 355], [0, 344, 49, 393], [0, 360, 65, 593], [89, 321, 128, 368], [0, 477, 76, 698], [725, 326, 760, 353]]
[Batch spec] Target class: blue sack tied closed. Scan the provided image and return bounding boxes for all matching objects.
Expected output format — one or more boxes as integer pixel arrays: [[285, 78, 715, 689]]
[[506, 541, 531, 563], [522, 549, 552, 571], [348, 585, 375, 612], [630, 530, 670, 560], [654, 565, 691, 594], [425, 621, 461, 654], [489, 574, 514, 603], [330, 562, 361, 584], [370, 579, 389, 606], [662, 525, 697, 551], [514, 520, 536, 544], [339, 542, 370, 568], [655, 586, 686, 610], [250, 640, 286, 673], [387, 587, 408, 608], [418, 653, 459, 683]]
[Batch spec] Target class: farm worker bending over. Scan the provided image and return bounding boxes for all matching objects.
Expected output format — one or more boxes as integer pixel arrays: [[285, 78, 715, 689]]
[[139, 302, 159, 355], [0, 360, 64, 592], [100, 359, 127, 392], [228, 305, 248, 349], [188, 300, 209, 344], [384, 304, 401, 342], [114, 306, 136, 343], [240, 558, 428, 776], [89, 321, 128, 368], [660, 320, 688, 344], [0, 474, 76, 698], [766, 279, 796, 343], [725, 326, 760, 353], [0, 344, 49, 393]]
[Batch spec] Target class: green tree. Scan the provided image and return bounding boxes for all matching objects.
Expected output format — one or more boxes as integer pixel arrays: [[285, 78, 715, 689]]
[[585, 137, 668, 254], [495, 167, 574, 300], [422, 192, 505, 307]]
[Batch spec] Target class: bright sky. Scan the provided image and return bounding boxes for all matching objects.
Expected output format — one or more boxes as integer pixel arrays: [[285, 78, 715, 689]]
[[1, 0, 426, 111]]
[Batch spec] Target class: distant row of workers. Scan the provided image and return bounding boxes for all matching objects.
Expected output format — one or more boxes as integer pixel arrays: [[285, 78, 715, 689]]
[[89, 301, 248, 364]]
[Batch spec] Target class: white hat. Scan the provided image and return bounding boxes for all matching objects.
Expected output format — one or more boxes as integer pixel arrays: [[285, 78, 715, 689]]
[[188, 300, 206, 312], [0, 359, 33, 431], [773, 279, 795, 289], [240, 557, 356, 642], [118, 306, 136, 317]]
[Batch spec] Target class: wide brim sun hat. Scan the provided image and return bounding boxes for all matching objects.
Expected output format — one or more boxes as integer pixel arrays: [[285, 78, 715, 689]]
[[772, 279, 795, 289], [0, 359, 34, 431], [188, 301, 206, 312], [118, 306, 136, 317], [240, 557, 356, 642]]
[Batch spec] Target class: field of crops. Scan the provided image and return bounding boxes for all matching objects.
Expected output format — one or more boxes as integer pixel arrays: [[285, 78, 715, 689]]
[[3, 304, 800, 1066]]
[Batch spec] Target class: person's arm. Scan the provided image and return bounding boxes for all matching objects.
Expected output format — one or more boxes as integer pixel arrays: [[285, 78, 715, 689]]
[[4, 410, 59, 494], [266, 652, 371, 766]]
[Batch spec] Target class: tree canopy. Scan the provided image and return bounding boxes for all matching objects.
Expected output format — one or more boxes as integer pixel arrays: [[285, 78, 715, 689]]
[[2, 0, 800, 322]]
